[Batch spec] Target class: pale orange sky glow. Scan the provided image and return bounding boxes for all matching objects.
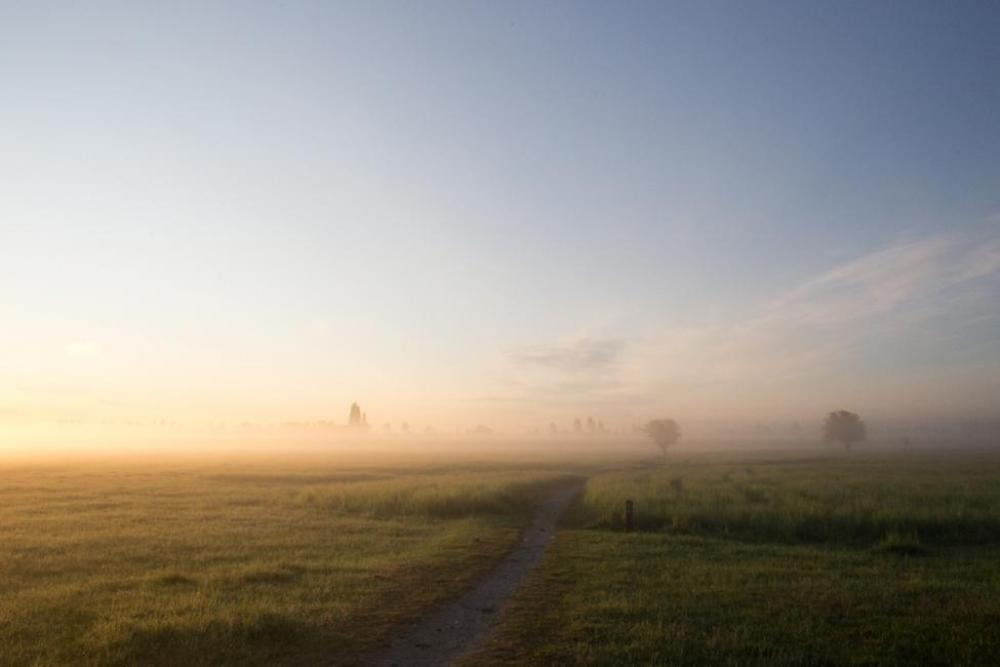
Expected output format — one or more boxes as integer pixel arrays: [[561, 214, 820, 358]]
[[3, 3, 1000, 452]]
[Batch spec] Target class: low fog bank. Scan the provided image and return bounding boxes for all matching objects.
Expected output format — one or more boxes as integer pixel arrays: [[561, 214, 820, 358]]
[[2, 414, 998, 463]]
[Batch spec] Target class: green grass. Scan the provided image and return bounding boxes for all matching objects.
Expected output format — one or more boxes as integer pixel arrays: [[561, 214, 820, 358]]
[[295, 472, 571, 519], [466, 449, 1000, 666], [0, 456, 581, 666], [7, 448, 1000, 665], [577, 451, 1000, 546]]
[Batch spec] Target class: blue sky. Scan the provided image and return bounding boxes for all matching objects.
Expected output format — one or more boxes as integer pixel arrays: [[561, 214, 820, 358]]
[[2, 1, 999, 435]]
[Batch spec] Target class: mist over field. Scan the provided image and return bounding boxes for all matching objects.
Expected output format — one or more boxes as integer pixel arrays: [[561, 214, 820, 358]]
[[3, 1, 1000, 665], [4, 4, 1000, 453]]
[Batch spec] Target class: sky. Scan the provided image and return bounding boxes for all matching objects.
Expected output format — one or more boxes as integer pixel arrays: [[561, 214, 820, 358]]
[[2, 1, 1000, 442]]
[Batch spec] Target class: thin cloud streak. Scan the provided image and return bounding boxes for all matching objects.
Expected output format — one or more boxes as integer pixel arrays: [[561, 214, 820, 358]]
[[634, 228, 1000, 412], [496, 228, 1000, 421], [504, 337, 625, 374], [768, 232, 1000, 325]]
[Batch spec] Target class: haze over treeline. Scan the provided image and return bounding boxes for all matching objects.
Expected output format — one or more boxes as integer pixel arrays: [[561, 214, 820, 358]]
[[3, 2, 999, 452]]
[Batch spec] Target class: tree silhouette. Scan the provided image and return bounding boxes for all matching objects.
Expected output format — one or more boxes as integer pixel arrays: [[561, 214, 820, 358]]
[[644, 419, 681, 459], [823, 410, 866, 453]]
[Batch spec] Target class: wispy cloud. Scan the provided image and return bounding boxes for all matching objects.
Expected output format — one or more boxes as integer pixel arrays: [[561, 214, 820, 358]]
[[493, 227, 1000, 421], [637, 228, 1000, 409], [505, 337, 625, 373], [481, 338, 637, 413], [961, 237, 1000, 281], [767, 232, 1000, 325]]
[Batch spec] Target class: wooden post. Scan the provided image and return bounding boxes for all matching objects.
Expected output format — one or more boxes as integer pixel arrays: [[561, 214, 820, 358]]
[[625, 499, 635, 533]]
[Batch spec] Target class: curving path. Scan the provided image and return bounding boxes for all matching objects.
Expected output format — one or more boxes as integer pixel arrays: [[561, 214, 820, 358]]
[[374, 481, 583, 666]]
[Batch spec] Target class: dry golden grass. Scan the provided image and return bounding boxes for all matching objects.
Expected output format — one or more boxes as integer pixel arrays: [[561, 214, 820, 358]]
[[0, 454, 583, 666]]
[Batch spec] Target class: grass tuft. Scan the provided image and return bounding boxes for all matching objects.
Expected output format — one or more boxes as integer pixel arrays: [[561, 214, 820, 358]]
[[876, 530, 927, 556], [149, 572, 198, 587]]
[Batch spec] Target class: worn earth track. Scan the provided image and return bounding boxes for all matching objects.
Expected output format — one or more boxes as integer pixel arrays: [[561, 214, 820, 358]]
[[373, 481, 583, 666]]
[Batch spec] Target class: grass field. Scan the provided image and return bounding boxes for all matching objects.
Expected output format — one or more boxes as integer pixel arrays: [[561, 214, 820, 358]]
[[5, 446, 1000, 666], [0, 453, 583, 666], [466, 449, 1000, 665]]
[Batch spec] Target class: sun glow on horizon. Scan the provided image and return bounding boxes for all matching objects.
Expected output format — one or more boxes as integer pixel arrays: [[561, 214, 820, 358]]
[[3, 3, 999, 452]]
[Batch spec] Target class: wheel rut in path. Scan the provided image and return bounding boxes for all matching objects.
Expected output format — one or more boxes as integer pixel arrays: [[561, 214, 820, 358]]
[[373, 481, 582, 666]]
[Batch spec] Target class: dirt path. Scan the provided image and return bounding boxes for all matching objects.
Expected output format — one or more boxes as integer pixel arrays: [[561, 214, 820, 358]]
[[373, 481, 583, 666]]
